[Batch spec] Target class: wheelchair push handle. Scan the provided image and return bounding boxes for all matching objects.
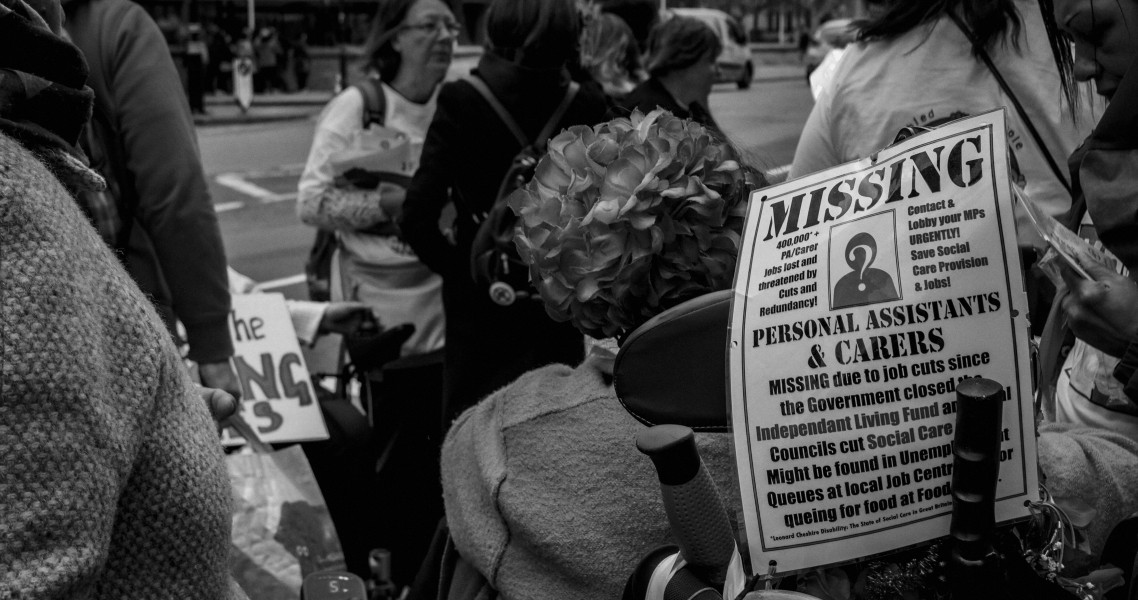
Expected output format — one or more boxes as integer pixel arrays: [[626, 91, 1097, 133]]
[[946, 377, 1005, 599], [949, 377, 1004, 565], [637, 424, 736, 589]]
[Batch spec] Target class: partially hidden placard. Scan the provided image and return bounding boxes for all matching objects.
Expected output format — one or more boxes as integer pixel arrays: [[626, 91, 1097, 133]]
[[221, 293, 329, 446], [728, 110, 1037, 574]]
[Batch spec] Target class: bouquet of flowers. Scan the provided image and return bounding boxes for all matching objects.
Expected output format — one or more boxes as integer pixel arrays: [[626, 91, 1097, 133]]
[[509, 109, 756, 339]]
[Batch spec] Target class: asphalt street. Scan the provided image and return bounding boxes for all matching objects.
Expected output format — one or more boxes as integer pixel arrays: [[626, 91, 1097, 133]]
[[199, 66, 815, 300]]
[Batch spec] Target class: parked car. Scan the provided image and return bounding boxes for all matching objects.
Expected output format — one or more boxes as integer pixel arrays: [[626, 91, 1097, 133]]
[[803, 18, 856, 82], [670, 8, 754, 90]]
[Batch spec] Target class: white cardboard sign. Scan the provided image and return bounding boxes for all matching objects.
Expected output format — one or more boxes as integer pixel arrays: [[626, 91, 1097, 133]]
[[221, 293, 329, 446], [728, 111, 1038, 574]]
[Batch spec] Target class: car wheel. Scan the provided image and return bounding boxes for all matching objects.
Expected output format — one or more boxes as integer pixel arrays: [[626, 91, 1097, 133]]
[[737, 63, 753, 90]]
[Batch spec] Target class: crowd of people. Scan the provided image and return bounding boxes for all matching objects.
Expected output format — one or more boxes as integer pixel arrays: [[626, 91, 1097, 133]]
[[162, 18, 312, 112], [5, 0, 1138, 597]]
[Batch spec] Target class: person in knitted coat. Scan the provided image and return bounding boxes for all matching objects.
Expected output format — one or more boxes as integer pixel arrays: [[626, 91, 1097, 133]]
[[0, 1, 243, 597], [440, 112, 756, 600], [441, 110, 1138, 599]]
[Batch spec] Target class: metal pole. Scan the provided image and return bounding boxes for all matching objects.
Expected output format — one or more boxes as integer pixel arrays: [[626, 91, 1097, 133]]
[[337, 0, 347, 91]]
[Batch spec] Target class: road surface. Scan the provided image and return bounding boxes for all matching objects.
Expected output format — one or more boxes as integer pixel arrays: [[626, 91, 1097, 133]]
[[200, 68, 814, 299]]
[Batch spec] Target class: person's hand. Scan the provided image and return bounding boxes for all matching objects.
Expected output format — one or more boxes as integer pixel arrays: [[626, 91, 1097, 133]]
[[318, 302, 380, 336], [199, 360, 242, 400], [198, 386, 240, 423], [378, 182, 406, 220], [337, 168, 381, 190], [1059, 260, 1138, 357]]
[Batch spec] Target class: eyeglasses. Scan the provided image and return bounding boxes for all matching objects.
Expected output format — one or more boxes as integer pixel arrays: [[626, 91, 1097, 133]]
[[402, 19, 461, 36]]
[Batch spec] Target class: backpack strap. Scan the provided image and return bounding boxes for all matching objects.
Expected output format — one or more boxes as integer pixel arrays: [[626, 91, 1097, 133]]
[[465, 76, 580, 149], [465, 76, 529, 146], [948, 11, 1073, 197], [535, 82, 580, 148], [353, 77, 386, 128]]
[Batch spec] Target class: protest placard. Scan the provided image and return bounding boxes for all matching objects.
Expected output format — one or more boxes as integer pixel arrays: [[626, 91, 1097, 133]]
[[221, 293, 329, 446], [728, 110, 1038, 574]]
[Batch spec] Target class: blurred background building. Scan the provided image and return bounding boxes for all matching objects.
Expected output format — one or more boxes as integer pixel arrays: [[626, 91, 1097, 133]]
[[141, 0, 866, 93]]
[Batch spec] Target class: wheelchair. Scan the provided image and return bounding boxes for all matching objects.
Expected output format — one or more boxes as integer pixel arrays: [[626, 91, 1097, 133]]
[[303, 322, 447, 597]]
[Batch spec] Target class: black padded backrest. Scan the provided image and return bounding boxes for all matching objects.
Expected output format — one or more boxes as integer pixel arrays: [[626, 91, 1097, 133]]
[[614, 289, 733, 432]]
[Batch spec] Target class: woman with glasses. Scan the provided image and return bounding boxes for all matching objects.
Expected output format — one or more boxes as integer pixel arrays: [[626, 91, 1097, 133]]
[[295, 0, 457, 587], [298, 0, 457, 359]]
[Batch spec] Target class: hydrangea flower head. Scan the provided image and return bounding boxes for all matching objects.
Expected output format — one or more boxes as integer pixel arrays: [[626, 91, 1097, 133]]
[[510, 109, 757, 339]]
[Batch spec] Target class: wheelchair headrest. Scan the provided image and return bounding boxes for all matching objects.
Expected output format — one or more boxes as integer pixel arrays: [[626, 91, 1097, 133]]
[[614, 289, 732, 432]]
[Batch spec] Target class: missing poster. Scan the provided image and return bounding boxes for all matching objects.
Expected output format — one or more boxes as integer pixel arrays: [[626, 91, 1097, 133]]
[[728, 111, 1037, 573]]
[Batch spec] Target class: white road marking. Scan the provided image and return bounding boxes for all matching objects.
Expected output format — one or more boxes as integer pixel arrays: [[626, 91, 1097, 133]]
[[215, 173, 291, 201], [253, 273, 307, 291], [213, 163, 305, 212], [215, 201, 245, 212]]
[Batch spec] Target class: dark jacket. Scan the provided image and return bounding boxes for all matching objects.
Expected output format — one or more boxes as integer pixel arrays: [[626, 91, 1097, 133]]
[[402, 52, 609, 420], [65, 0, 233, 363], [1065, 55, 1138, 399], [615, 77, 719, 130]]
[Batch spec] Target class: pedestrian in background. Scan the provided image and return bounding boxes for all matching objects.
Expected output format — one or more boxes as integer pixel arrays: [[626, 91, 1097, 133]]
[[617, 15, 722, 130], [206, 23, 233, 93], [401, 0, 609, 426], [64, 0, 241, 398], [254, 26, 282, 92], [579, 11, 642, 102], [296, 0, 456, 584], [294, 32, 311, 90], [185, 22, 208, 113]]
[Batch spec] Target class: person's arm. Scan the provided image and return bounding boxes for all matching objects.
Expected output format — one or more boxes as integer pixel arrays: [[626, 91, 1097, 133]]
[[788, 80, 840, 180], [285, 299, 378, 344], [296, 89, 400, 231], [402, 83, 464, 276], [1058, 260, 1138, 398], [105, 5, 234, 369], [0, 353, 239, 597], [1059, 261, 1138, 358], [440, 398, 510, 590]]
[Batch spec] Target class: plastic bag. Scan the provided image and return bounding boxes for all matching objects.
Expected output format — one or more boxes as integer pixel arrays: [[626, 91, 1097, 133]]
[[228, 434, 347, 600]]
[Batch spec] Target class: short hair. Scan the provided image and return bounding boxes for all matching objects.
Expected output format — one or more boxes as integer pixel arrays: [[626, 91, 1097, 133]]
[[361, 0, 418, 82], [644, 16, 721, 79], [580, 13, 640, 95], [485, 0, 581, 68], [511, 111, 763, 340]]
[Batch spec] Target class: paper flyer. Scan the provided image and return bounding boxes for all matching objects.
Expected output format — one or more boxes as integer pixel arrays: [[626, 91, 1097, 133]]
[[222, 293, 329, 446], [329, 125, 412, 178], [728, 110, 1037, 573]]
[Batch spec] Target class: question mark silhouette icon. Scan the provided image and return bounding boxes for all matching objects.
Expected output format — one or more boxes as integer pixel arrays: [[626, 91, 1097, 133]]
[[845, 233, 878, 293]]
